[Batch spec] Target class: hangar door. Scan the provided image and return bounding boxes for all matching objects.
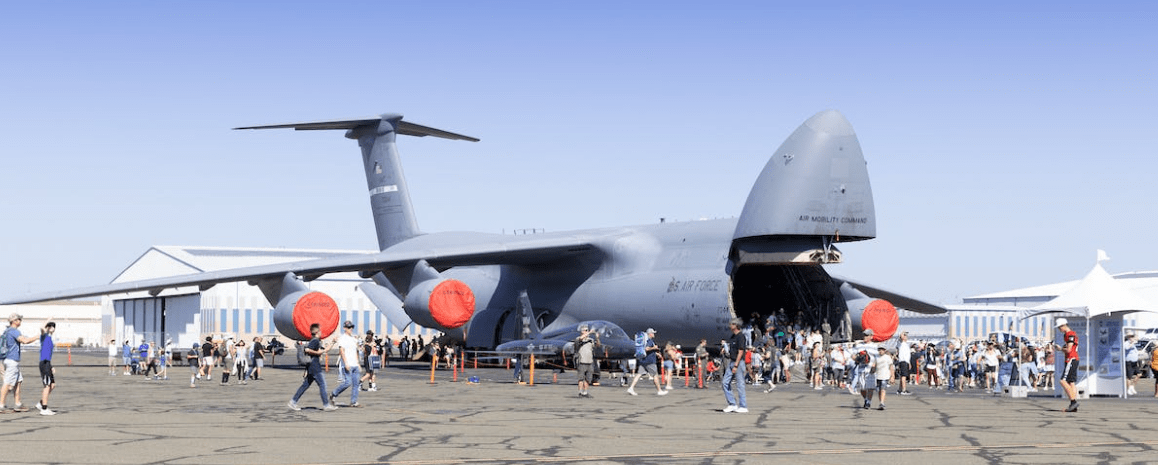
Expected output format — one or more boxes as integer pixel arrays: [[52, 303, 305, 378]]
[[113, 294, 201, 349]]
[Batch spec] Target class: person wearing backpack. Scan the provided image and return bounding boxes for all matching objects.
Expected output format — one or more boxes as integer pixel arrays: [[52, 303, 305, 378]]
[[626, 328, 666, 396], [0, 313, 40, 413]]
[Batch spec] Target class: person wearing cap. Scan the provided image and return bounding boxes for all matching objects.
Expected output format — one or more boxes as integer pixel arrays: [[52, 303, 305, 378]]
[[1053, 318, 1080, 412], [329, 320, 362, 407], [626, 328, 666, 397], [1, 313, 40, 413], [289, 323, 338, 411], [573, 324, 598, 398], [721, 318, 748, 413], [694, 339, 709, 389], [849, 329, 877, 408], [873, 346, 894, 410], [359, 331, 380, 392]]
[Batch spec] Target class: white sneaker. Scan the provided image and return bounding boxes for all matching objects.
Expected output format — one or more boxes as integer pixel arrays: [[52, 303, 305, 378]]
[[627, 388, 638, 396], [39, 408, 56, 416], [34, 402, 44, 412], [656, 390, 668, 396], [665, 386, 673, 390], [323, 404, 339, 411], [722, 404, 738, 413], [735, 407, 749, 413], [287, 401, 301, 411]]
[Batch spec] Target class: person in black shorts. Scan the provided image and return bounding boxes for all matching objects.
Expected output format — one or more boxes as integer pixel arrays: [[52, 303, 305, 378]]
[[1055, 318, 1080, 412], [37, 321, 57, 415]]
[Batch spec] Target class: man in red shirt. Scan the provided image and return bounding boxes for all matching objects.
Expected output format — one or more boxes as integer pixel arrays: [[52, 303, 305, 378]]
[[1054, 318, 1080, 412]]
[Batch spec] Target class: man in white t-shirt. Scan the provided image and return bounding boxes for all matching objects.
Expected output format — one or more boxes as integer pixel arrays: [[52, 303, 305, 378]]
[[329, 321, 362, 407], [874, 346, 895, 410], [108, 339, 119, 376], [895, 332, 912, 395], [830, 345, 847, 389], [850, 329, 878, 409]]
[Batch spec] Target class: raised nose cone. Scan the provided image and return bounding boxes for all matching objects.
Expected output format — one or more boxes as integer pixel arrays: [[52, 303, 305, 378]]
[[732, 110, 876, 243], [804, 109, 856, 137]]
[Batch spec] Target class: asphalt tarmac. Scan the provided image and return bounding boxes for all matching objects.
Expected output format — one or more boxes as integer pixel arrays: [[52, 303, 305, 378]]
[[1, 351, 1157, 465]]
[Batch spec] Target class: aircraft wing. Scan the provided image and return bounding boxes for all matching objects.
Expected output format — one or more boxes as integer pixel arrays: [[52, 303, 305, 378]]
[[0, 233, 596, 305], [830, 275, 946, 314]]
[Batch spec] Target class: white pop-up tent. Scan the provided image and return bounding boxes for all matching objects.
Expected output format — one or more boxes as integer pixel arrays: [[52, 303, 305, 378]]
[[1019, 252, 1158, 397]]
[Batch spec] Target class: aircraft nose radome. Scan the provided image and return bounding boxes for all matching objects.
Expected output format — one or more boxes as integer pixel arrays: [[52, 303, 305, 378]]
[[803, 110, 855, 137]]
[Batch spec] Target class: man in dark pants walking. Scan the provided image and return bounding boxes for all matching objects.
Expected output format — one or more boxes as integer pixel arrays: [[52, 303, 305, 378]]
[[288, 323, 337, 411]]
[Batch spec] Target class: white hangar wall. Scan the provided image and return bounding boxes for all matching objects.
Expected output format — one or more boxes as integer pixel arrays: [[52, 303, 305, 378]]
[[104, 246, 441, 351], [0, 300, 102, 348]]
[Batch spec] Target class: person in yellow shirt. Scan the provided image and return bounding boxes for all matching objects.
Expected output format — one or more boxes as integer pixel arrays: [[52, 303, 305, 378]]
[[1149, 343, 1158, 397]]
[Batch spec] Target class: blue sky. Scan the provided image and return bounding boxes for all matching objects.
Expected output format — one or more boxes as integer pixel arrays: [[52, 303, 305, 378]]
[[1, 2, 1155, 305]]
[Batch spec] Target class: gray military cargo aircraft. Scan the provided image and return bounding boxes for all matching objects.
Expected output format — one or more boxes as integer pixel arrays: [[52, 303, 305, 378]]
[[2, 110, 942, 348]]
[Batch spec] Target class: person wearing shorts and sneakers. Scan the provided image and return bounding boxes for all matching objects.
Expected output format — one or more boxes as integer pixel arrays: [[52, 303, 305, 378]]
[[36, 320, 57, 415], [573, 324, 598, 398], [1124, 333, 1140, 396], [850, 329, 877, 408], [874, 346, 894, 410], [626, 328, 666, 397], [1, 313, 39, 413], [1055, 318, 1080, 412], [895, 332, 912, 395]]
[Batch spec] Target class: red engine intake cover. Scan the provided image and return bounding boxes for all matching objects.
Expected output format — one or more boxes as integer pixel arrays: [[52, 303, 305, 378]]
[[429, 280, 475, 329], [862, 299, 898, 342], [292, 292, 340, 339]]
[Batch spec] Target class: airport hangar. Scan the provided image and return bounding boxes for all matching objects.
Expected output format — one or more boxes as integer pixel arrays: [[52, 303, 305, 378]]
[[31, 245, 443, 351], [896, 270, 1158, 344]]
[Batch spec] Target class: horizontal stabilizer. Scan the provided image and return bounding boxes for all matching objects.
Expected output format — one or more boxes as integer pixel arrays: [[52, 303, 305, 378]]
[[235, 114, 480, 142], [831, 274, 946, 314]]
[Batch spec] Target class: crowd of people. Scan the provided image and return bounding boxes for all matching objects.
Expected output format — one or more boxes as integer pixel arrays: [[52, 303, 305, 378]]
[[0, 313, 58, 415], [9, 308, 1158, 416], [584, 311, 1158, 414]]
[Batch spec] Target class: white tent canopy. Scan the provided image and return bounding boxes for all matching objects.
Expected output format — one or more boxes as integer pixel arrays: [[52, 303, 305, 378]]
[[1019, 262, 1158, 320], [1018, 255, 1158, 398]]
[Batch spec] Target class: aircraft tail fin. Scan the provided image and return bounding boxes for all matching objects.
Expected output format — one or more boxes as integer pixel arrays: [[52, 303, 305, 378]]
[[516, 290, 541, 340], [731, 110, 875, 266], [236, 114, 478, 251]]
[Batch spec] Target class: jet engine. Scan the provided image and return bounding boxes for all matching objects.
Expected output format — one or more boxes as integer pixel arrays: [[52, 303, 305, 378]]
[[403, 278, 476, 330], [847, 297, 898, 342], [273, 290, 340, 341], [256, 273, 340, 341]]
